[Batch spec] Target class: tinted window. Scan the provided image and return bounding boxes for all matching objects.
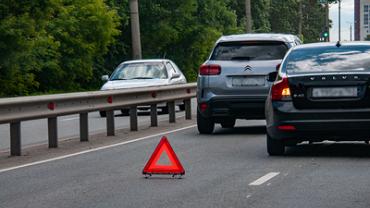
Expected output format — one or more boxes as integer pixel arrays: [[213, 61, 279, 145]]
[[284, 46, 370, 75], [111, 63, 168, 80], [210, 41, 288, 61]]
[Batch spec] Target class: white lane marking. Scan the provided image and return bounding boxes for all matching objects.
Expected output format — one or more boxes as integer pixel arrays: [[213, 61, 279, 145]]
[[0, 125, 196, 174], [249, 172, 280, 186], [61, 117, 79, 122]]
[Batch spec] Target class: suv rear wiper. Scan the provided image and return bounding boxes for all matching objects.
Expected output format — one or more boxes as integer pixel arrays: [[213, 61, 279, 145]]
[[231, 56, 254, 61]]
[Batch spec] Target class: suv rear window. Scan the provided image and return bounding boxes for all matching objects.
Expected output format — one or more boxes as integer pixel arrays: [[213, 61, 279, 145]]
[[210, 41, 288, 61], [284, 46, 370, 75]]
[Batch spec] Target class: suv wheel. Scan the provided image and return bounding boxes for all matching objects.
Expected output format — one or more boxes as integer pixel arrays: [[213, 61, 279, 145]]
[[197, 109, 214, 134], [221, 119, 236, 128], [267, 133, 285, 156]]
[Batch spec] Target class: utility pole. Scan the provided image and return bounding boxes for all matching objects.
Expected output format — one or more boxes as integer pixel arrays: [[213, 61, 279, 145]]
[[245, 0, 252, 33], [325, 1, 330, 41], [350, 24, 353, 41], [298, 1, 303, 38], [338, 0, 342, 42], [129, 0, 142, 59]]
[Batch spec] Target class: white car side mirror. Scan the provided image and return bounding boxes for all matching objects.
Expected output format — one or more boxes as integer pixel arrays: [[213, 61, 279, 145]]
[[171, 73, 181, 79], [101, 75, 109, 81]]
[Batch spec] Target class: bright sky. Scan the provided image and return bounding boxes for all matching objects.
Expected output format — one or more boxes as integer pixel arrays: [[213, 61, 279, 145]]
[[329, 0, 354, 41]]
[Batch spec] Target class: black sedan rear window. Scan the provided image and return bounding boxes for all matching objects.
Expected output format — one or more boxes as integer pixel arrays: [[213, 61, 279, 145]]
[[210, 41, 288, 61], [285, 46, 370, 74]]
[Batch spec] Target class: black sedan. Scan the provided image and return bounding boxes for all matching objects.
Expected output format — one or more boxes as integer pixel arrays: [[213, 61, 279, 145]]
[[265, 42, 370, 155]]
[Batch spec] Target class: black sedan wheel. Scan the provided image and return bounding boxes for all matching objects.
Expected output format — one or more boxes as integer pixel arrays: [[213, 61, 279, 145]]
[[99, 111, 106, 117]]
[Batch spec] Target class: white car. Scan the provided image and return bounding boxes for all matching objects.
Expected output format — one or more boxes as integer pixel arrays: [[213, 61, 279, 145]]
[[100, 59, 187, 117]]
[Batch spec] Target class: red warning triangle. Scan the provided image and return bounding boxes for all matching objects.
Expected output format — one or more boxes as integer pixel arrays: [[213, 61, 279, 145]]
[[143, 136, 185, 175]]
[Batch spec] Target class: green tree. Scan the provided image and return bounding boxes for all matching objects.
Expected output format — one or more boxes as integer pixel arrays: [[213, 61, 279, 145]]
[[270, 0, 326, 43], [137, 0, 239, 81], [99, 0, 130, 81], [227, 0, 271, 32], [0, 0, 120, 96]]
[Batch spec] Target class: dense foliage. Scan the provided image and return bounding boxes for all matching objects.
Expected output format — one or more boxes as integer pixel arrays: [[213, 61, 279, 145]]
[[0, 0, 331, 97]]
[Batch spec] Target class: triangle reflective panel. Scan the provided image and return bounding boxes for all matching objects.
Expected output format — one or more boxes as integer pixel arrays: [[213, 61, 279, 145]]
[[143, 136, 185, 176]]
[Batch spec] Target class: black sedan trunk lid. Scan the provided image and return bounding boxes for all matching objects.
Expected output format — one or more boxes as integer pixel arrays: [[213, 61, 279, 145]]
[[288, 73, 370, 109]]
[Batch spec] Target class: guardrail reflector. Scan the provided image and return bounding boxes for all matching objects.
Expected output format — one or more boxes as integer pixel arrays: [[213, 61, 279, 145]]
[[107, 96, 113, 104], [151, 92, 157, 98], [47, 102, 56, 110], [143, 136, 185, 177]]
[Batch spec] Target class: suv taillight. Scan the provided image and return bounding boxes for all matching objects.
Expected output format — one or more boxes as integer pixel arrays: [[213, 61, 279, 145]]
[[199, 64, 221, 75], [271, 77, 291, 101]]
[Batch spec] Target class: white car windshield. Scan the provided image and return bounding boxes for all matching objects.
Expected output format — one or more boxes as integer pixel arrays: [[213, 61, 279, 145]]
[[110, 63, 168, 80]]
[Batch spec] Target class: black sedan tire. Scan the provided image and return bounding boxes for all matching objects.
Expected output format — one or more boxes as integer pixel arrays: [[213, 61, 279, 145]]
[[121, 109, 130, 116], [99, 111, 106, 117], [179, 103, 186, 111], [267, 133, 285, 156], [197, 109, 215, 134], [161, 106, 169, 114]]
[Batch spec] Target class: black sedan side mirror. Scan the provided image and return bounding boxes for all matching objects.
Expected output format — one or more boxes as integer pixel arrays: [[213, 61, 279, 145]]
[[267, 71, 278, 82]]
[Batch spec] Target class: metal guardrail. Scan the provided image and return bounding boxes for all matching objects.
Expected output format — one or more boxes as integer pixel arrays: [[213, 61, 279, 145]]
[[0, 83, 197, 156]]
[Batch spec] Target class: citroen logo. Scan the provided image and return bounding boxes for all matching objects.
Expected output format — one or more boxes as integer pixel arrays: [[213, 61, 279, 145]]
[[244, 65, 252, 71]]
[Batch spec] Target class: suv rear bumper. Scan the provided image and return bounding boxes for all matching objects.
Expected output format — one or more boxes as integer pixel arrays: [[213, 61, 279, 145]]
[[266, 101, 370, 142], [198, 96, 267, 119]]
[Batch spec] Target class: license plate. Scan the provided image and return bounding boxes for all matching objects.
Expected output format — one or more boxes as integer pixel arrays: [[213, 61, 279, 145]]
[[232, 76, 266, 87], [311, 87, 358, 98]]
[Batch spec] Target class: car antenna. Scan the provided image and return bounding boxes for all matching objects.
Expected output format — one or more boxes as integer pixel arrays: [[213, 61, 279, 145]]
[[336, 41, 341, 48]]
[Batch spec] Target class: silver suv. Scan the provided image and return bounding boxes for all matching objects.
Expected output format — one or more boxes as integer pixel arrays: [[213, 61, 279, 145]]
[[197, 33, 301, 134]]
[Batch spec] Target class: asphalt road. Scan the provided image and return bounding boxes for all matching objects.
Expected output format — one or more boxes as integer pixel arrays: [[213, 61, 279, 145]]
[[1, 119, 370, 208], [0, 99, 197, 151]]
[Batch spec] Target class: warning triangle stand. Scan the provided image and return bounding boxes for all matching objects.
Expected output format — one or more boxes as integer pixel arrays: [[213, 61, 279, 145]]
[[143, 136, 185, 177]]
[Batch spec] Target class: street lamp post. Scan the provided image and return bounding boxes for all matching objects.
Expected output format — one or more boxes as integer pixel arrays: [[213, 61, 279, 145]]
[[325, 1, 330, 42], [338, 0, 341, 42]]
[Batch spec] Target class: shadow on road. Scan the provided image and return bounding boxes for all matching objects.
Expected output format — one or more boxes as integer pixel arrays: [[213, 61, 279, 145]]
[[115, 110, 184, 117], [214, 126, 266, 135], [211, 125, 370, 158], [285, 143, 370, 158]]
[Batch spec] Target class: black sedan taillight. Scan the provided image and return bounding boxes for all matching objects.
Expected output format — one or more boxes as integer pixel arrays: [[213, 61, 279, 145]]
[[271, 77, 291, 101]]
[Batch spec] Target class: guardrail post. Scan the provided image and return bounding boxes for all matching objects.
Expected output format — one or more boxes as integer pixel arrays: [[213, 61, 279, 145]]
[[184, 99, 192, 120], [130, 106, 138, 131], [168, 101, 176, 123], [80, 113, 88, 142], [106, 110, 115, 136], [150, 104, 158, 127], [10, 122, 21, 156], [48, 117, 58, 148]]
